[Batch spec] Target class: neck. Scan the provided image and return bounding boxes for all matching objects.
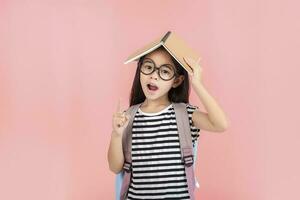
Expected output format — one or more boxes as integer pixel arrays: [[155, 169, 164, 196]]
[[142, 96, 171, 108]]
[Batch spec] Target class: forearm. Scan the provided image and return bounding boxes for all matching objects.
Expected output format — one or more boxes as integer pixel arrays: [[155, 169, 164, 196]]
[[193, 81, 229, 129], [107, 131, 124, 174]]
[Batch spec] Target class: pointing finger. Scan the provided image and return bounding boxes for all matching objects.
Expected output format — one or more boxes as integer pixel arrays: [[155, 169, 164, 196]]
[[117, 98, 123, 113]]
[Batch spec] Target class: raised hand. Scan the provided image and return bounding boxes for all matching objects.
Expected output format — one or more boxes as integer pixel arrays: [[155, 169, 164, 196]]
[[112, 99, 130, 135], [183, 56, 203, 85]]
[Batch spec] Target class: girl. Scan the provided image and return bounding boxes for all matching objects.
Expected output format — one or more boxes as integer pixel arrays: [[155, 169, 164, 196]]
[[108, 46, 229, 199]]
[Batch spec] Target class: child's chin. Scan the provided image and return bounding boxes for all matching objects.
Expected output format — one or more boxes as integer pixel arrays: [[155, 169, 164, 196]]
[[144, 92, 166, 101]]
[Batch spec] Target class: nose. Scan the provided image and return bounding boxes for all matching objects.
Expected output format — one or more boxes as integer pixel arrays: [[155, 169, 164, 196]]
[[150, 68, 159, 80]]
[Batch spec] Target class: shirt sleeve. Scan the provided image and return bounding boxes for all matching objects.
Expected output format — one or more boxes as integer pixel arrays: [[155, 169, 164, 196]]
[[186, 103, 201, 146]]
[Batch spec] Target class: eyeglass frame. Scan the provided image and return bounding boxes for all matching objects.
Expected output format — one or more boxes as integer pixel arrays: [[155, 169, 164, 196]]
[[140, 58, 179, 81]]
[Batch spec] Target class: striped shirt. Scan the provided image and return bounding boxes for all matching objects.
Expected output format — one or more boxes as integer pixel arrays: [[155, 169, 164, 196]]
[[126, 103, 200, 200]]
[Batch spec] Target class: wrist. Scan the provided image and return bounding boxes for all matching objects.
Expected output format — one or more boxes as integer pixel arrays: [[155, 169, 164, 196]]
[[111, 130, 122, 138], [192, 80, 203, 90]]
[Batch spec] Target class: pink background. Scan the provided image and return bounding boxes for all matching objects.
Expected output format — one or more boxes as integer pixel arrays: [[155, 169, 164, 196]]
[[0, 0, 299, 199]]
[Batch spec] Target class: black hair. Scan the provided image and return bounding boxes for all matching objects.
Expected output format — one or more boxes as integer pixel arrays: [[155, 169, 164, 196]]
[[129, 46, 190, 106]]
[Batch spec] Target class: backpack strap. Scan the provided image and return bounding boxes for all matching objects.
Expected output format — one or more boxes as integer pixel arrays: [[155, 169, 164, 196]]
[[173, 102, 196, 200], [119, 103, 142, 200]]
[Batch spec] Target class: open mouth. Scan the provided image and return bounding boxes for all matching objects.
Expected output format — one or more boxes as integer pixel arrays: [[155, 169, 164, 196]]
[[147, 83, 159, 91]]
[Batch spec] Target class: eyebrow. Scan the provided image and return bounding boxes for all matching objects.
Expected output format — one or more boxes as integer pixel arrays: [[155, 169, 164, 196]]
[[143, 57, 174, 66]]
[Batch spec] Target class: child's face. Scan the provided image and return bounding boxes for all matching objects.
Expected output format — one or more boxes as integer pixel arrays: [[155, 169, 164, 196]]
[[140, 49, 184, 102]]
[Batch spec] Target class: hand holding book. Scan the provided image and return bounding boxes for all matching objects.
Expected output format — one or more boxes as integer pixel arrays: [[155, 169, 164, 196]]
[[183, 56, 203, 85]]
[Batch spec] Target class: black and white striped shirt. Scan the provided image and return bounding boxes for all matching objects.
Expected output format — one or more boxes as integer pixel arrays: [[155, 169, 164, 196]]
[[126, 103, 200, 200]]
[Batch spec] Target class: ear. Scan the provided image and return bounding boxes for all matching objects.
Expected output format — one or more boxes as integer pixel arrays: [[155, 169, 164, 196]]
[[172, 75, 184, 88]]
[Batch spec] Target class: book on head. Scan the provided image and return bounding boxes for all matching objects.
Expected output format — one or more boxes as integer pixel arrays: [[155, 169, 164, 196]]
[[124, 31, 200, 74]]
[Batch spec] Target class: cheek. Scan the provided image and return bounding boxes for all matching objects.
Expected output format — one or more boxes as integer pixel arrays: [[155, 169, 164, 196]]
[[160, 81, 174, 91], [140, 73, 147, 84]]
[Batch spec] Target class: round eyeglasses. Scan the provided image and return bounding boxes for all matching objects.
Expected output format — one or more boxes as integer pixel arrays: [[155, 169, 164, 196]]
[[140, 59, 178, 81]]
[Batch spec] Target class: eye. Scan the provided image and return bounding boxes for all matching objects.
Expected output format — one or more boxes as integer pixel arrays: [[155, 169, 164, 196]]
[[160, 65, 173, 74], [142, 63, 153, 69], [161, 69, 171, 74]]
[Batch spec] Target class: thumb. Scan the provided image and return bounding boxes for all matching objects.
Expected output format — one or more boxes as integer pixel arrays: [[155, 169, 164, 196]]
[[196, 57, 202, 64], [123, 114, 130, 127], [125, 114, 130, 121]]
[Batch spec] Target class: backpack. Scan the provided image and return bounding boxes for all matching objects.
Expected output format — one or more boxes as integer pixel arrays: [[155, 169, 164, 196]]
[[115, 102, 200, 200]]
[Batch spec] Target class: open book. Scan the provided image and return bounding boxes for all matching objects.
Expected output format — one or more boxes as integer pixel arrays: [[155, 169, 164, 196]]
[[124, 31, 200, 74]]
